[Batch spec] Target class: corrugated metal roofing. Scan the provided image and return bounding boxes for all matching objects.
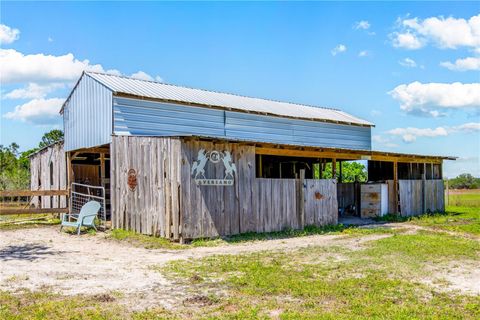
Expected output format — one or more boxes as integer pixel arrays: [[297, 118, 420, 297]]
[[84, 72, 373, 127]]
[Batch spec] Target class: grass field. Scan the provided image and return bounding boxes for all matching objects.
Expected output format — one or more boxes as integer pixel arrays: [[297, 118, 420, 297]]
[[1, 191, 479, 319], [446, 189, 480, 207]]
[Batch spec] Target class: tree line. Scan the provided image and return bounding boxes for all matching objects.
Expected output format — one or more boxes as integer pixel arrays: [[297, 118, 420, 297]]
[[446, 173, 480, 190], [0, 130, 63, 190]]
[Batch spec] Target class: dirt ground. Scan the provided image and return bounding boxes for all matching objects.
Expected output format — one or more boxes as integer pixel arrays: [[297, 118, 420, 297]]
[[0, 225, 478, 311]]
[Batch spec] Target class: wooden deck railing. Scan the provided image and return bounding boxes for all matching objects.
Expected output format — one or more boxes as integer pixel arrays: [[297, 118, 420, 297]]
[[0, 189, 69, 215]]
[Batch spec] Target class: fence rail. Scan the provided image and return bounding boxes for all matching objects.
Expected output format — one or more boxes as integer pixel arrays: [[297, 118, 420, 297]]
[[0, 190, 69, 197], [0, 189, 69, 216]]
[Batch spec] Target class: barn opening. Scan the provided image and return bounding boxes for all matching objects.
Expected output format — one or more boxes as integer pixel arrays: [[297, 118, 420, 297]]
[[68, 146, 111, 221]]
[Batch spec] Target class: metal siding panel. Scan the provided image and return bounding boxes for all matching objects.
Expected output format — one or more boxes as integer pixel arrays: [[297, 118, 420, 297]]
[[64, 75, 112, 151], [113, 97, 225, 137], [225, 111, 371, 150], [87, 72, 373, 126], [111, 97, 371, 150]]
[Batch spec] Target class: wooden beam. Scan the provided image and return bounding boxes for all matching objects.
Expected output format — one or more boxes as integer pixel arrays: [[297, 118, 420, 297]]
[[71, 147, 110, 155], [0, 208, 69, 215], [254, 147, 444, 164], [0, 190, 69, 197]]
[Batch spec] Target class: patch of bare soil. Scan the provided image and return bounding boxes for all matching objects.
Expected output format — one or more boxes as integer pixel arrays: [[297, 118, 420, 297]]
[[423, 260, 480, 295]]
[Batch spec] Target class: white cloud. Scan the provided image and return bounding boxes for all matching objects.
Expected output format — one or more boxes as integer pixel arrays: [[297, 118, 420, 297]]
[[392, 14, 480, 50], [387, 122, 480, 142], [451, 122, 480, 133], [0, 49, 121, 84], [372, 135, 398, 148], [398, 57, 417, 68], [440, 56, 480, 71], [354, 21, 370, 30], [388, 127, 448, 142], [130, 71, 163, 82], [3, 98, 64, 124], [3, 83, 65, 100], [331, 44, 347, 56], [358, 50, 369, 57], [392, 32, 424, 49], [48, 37, 53, 42], [388, 82, 480, 117], [0, 24, 20, 44], [370, 109, 382, 116]]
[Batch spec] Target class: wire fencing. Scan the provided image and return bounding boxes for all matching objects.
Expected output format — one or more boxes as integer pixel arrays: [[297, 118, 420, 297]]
[[70, 183, 106, 230]]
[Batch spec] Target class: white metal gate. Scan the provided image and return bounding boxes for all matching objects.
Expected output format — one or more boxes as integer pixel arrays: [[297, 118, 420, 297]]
[[70, 183, 107, 229]]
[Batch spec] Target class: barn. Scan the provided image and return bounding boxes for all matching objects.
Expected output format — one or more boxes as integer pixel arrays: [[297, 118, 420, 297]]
[[31, 71, 452, 241]]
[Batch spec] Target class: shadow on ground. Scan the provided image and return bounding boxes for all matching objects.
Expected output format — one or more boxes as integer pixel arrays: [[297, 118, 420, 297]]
[[0, 243, 65, 261]]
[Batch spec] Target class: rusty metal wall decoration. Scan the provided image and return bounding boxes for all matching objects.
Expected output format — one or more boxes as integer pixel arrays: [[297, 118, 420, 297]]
[[128, 169, 137, 191]]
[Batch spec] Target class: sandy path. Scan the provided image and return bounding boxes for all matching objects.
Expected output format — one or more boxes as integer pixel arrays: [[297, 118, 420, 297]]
[[0, 226, 389, 308]]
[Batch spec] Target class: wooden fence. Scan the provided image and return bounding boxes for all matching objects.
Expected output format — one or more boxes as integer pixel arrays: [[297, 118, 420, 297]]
[[111, 136, 340, 240], [304, 179, 338, 226], [0, 189, 69, 215], [398, 179, 444, 216]]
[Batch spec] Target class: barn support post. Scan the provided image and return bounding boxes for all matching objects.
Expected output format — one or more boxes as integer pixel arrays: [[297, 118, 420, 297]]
[[297, 169, 305, 229], [332, 158, 337, 179], [339, 161, 343, 183], [422, 163, 427, 213], [393, 160, 398, 214]]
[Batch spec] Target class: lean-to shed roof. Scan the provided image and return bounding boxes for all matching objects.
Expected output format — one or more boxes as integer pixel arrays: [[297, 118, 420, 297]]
[[65, 72, 373, 127]]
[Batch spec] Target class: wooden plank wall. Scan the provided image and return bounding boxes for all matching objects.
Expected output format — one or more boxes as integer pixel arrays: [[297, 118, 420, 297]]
[[180, 140, 335, 239], [425, 180, 445, 212], [255, 178, 298, 233], [72, 164, 100, 185], [399, 180, 423, 216], [397, 179, 444, 216], [179, 140, 256, 239], [387, 180, 396, 214], [110, 136, 181, 239], [304, 179, 338, 226], [113, 137, 339, 240], [29, 142, 67, 208]]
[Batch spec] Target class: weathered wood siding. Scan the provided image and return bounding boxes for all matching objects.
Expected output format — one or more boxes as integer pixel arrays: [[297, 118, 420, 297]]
[[399, 180, 423, 216], [255, 178, 299, 232], [30, 142, 67, 208], [387, 180, 396, 214], [304, 179, 338, 226], [398, 179, 444, 216], [179, 140, 256, 238], [425, 180, 445, 212], [110, 136, 181, 239]]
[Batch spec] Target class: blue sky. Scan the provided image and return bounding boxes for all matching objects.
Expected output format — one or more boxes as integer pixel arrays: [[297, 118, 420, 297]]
[[0, 2, 479, 177]]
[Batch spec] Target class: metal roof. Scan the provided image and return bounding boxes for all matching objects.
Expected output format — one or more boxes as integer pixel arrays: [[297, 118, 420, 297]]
[[79, 72, 373, 127]]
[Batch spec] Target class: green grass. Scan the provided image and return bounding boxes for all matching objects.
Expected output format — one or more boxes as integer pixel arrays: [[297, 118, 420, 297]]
[[0, 290, 178, 320], [412, 206, 480, 236], [161, 230, 480, 319], [446, 190, 480, 207], [107, 224, 396, 250], [108, 229, 187, 250], [0, 215, 60, 230]]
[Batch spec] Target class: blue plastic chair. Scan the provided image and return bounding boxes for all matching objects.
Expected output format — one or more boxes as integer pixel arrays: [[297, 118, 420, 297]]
[[61, 201, 101, 235]]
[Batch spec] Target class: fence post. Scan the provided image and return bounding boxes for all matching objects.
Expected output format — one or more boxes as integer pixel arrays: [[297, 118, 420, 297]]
[[422, 162, 426, 213], [298, 169, 305, 229]]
